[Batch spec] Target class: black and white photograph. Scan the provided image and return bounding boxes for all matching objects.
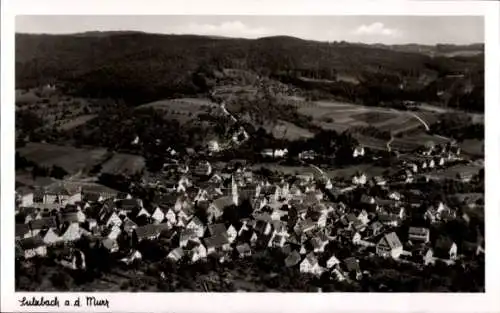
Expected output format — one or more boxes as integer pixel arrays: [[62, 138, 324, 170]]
[[2, 0, 500, 312], [12, 13, 487, 292]]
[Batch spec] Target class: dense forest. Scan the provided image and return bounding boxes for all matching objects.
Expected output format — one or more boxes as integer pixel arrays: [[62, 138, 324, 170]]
[[16, 33, 484, 112]]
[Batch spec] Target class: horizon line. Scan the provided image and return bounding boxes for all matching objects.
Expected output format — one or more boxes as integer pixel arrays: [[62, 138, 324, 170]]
[[15, 30, 485, 47]]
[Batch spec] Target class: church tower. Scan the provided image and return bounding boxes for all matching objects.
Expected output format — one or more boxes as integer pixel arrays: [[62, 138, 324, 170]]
[[231, 175, 239, 206]]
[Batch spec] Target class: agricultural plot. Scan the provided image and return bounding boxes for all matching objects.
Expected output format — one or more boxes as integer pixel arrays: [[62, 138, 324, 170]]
[[266, 120, 314, 141], [437, 163, 482, 180], [354, 134, 388, 151], [299, 100, 432, 135], [137, 98, 214, 124], [351, 111, 397, 124], [100, 153, 146, 176], [391, 133, 451, 151], [57, 115, 97, 131], [17, 142, 109, 175], [461, 139, 484, 157]]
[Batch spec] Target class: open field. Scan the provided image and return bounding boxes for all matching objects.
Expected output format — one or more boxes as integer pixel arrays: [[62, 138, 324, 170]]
[[100, 153, 146, 176], [352, 111, 397, 124], [252, 163, 394, 180], [298, 100, 435, 136], [436, 163, 482, 180], [57, 115, 97, 131], [18, 142, 109, 174], [391, 133, 452, 151], [461, 139, 484, 157], [137, 98, 213, 123], [265, 120, 314, 141]]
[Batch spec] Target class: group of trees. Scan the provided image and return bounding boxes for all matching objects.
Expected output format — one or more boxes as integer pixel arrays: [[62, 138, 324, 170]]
[[16, 33, 484, 112], [429, 112, 483, 141]]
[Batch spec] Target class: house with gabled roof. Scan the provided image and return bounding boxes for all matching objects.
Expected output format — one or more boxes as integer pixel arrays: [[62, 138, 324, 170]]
[[180, 229, 200, 248], [227, 224, 238, 243], [300, 252, 323, 276], [376, 232, 403, 259], [16, 224, 31, 240], [207, 196, 234, 223], [18, 236, 47, 259], [186, 241, 207, 263], [164, 208, 176, 225], [102, 238, 119, 253], [326, 255, 341, 269], [167, 247, 185, 263], [150, 207, 165, 224], [208, 223, 227, 237], [343, 257, 362, 280], [103, 211, 123, 228], [122, 217, 138, 234], [186, 216, 206, 238], [433, 236, 458, 261], [268, 233, 287, 248], [102, 224, 122, 241], [236, 243, 252, 258], [204, 234, 231, 255], [121, 250, 142, 265], [39, 227, 62, 246], [134, 223, 169, 242], [29, 217, 58, 237], [370, 221, 384, 237], [378, 212, 401, 227], [60, 222, 82, 242], [408, 227, 430, 243]]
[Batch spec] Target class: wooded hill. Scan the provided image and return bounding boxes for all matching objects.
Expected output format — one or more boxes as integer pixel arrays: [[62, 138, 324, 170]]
[[16, 32, 484, 111]]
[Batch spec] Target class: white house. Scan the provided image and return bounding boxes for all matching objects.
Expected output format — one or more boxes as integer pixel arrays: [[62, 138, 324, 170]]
[[352, 173, 367, 185], [40, 228, 61, 246], [18, 237, 47, 259], [300, 253, 324, 277], [165, 208, 176, 225], [61, 223, 82, 242], [353, 146, 365, 158], [408, 227, 430, 243], [376, 232, 403, 259], [227, 225, 238, 243], [186, 217, 206, 238], [151, 207, 165, 224], [326, 255, 341, 269]]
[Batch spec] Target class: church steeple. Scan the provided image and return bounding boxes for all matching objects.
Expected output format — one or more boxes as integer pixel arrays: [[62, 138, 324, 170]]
[[231, 175, 239, 206]]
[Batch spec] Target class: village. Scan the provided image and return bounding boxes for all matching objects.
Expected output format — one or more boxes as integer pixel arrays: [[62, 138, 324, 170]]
[[14, 135, 485, 291]]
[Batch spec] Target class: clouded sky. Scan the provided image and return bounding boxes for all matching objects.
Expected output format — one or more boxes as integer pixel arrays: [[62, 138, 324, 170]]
[[16, 15, 484, 45]]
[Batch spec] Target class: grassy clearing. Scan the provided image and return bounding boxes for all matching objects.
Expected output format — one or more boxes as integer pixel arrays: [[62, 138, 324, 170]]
[[264, 120, 314, 141], [351, 111, 397, 124], [18, 142, 108, 174], [100, 153, 146, 176], [461, 139, 484, 157], [57, 115, 97, 131]]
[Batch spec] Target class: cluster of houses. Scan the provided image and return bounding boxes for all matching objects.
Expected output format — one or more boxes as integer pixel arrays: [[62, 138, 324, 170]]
[[14, 143, 483, 284]]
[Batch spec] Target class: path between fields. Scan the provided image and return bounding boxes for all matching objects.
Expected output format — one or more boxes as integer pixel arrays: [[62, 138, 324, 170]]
[[407, 112, 430, 131], [386, 134, 394, 152]]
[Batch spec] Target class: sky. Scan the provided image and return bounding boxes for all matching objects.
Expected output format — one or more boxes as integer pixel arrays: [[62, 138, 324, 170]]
[[16, 15, 484, 45]]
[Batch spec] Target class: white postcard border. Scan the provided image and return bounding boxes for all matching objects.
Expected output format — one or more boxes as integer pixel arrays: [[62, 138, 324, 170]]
[[2, 1, 499, 312]]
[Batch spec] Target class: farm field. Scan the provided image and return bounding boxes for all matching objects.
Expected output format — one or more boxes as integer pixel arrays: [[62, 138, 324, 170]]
[[100, 153, 146, 176], [434, 163, 482, 180], [251, 163, 393, 180], [391, 133, 452, 151], [460, 139, 484, 157], [137, 98, 213, 123], [326, 164, 394, 179], [57, 115, 97, 131], [17, 142, 109, 175], [298, 100, 436, 136], [265, 120, 314, 141]]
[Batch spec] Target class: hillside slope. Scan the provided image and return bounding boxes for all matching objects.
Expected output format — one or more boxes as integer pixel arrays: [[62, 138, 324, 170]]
[[16, 33, 484, 111]]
